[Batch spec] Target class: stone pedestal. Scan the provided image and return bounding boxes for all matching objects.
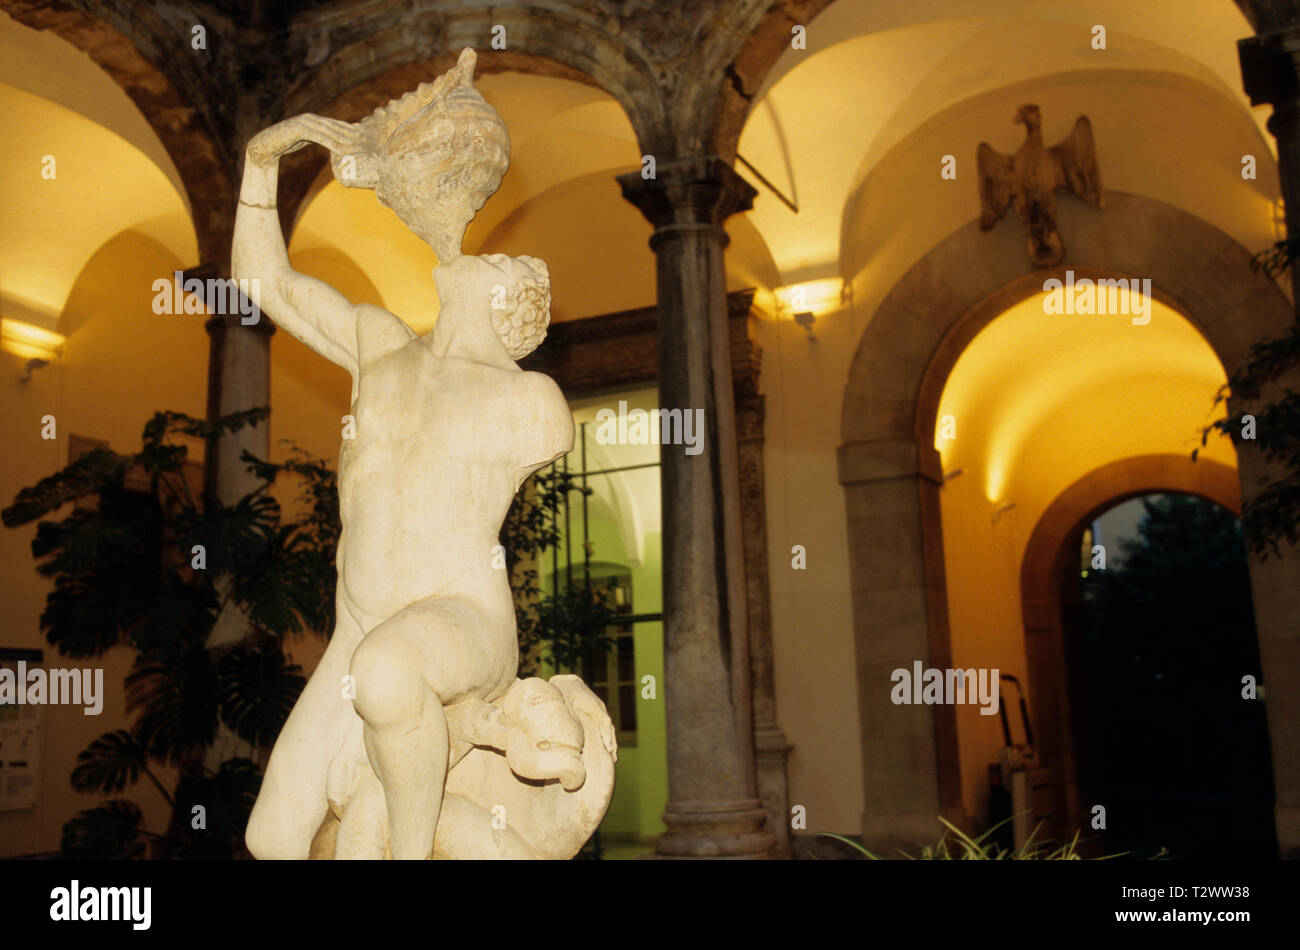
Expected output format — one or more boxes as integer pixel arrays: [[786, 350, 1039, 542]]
[[619, 157, 773, 858]]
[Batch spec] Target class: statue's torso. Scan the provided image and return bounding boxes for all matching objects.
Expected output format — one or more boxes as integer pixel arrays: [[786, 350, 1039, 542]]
[[337, 324, 573, 629]]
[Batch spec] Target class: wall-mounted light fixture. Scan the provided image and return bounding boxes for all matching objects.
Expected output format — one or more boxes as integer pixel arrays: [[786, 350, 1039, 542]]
[[18, 358, 49, 384], [3, 318, 64, 362], [775, 277, 845, 322], [993, 502, 1017, 523], [793, 311, 817, 342]]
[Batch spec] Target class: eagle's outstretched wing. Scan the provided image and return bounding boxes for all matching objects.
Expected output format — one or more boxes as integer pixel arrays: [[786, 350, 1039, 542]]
[[1050, 116, 1103, 208], [977, 142, 1016, 231]]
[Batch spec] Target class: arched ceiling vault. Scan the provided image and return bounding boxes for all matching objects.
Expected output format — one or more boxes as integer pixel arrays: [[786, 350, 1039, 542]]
[[5, 0, 1287, 334], [739, 1, 1277, 284], [0, 4, 219, 256], [2, 0, 833, 264], [0, 12, 196, 330]]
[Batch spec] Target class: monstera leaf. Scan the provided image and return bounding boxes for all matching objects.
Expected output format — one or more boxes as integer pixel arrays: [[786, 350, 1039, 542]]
[[217, 639, 305, 747], [171, 492, 280, 577], [127, 645, 220, 762], [126, 575, 218, 659], [172, 758, 263, 859], [1, 447, 130, 527], [229, 528, 319, 637], [29, 490, 168, 658], [70, 730, 152, 795], [60, 800, 146, 860]]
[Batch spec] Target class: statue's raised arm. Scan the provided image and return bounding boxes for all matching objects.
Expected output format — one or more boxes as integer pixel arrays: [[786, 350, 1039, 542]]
[[230, 48, 509, 375], [232, 113, 367, 373]]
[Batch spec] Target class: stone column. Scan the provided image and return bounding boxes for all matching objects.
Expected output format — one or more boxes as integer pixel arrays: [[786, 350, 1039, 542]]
[[618, 157, 773, 858], [197, 266, 275, 508], [197, 264, 274, 770], [1241, 30, 1300, 304], [1236, 31, 1300, 857], [202, 303, 274, 654]]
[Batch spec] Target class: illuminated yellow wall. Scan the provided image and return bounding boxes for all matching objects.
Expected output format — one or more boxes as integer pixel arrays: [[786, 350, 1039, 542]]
[[0, 230, 205, 854], [759, 292, 865, 835], [0, 85, 195, 330]]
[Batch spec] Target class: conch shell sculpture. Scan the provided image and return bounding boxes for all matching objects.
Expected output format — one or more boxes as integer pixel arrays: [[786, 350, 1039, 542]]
[[332, 48, 511, 259]]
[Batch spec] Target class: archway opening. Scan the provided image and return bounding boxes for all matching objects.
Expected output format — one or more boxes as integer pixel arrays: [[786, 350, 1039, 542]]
[[1060, 492, 1276, 858], [933, 283, 1236, 843]]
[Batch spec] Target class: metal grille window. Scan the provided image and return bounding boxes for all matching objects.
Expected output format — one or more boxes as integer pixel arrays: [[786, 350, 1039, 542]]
[[545, 420, 661, 747], [581, 575, 637, 738]]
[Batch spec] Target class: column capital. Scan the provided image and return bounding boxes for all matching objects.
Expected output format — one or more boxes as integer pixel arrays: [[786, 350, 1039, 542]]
[[1241, 27, 1300, 306], [1240, 29, 1300, 109], [617, 156, 757, 248]]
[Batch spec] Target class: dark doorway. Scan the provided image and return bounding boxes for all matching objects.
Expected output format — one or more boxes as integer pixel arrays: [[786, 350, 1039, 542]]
[[1062, 493, 1276, 859]]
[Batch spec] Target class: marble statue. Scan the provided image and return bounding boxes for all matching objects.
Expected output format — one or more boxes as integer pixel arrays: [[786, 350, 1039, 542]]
[[231, 48, 617, 860]]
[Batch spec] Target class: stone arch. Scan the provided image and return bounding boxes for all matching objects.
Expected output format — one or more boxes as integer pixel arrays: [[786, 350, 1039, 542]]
[[1019, 454, 1242, 840], [282, 6, 655, 132], [1, 1, 229, 261], [276, 44, 642, 235], [681, 0, 837, 159], [838, 190, 1298, 851]]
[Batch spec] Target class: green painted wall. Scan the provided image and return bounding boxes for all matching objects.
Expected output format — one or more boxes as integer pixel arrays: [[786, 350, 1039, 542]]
[[541, 503, 665, 843]]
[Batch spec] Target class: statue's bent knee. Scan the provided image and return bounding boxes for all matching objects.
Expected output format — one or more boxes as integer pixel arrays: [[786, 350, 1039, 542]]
[[349, 633, 429, 726]]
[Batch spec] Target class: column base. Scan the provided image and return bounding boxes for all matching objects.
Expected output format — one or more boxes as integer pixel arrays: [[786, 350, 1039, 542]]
[[859, 809, 950, 858], [754, 723, 792, 858], [654, 800, 774, 858]]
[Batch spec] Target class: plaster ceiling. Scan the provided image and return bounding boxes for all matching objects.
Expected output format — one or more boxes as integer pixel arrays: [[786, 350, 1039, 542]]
[[738, 0, 1270, 282], [936, 290, 1234, 508]]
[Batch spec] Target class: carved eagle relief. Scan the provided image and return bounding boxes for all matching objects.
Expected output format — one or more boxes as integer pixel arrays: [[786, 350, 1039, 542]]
[[977, 104, 1103, 266]]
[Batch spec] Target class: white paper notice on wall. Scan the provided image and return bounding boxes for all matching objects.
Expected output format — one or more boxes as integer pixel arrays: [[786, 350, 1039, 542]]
[[0, 649, 43, 812]]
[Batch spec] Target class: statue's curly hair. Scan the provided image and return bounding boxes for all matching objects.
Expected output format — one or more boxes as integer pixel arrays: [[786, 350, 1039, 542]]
[[491, 256, 551, 360]]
